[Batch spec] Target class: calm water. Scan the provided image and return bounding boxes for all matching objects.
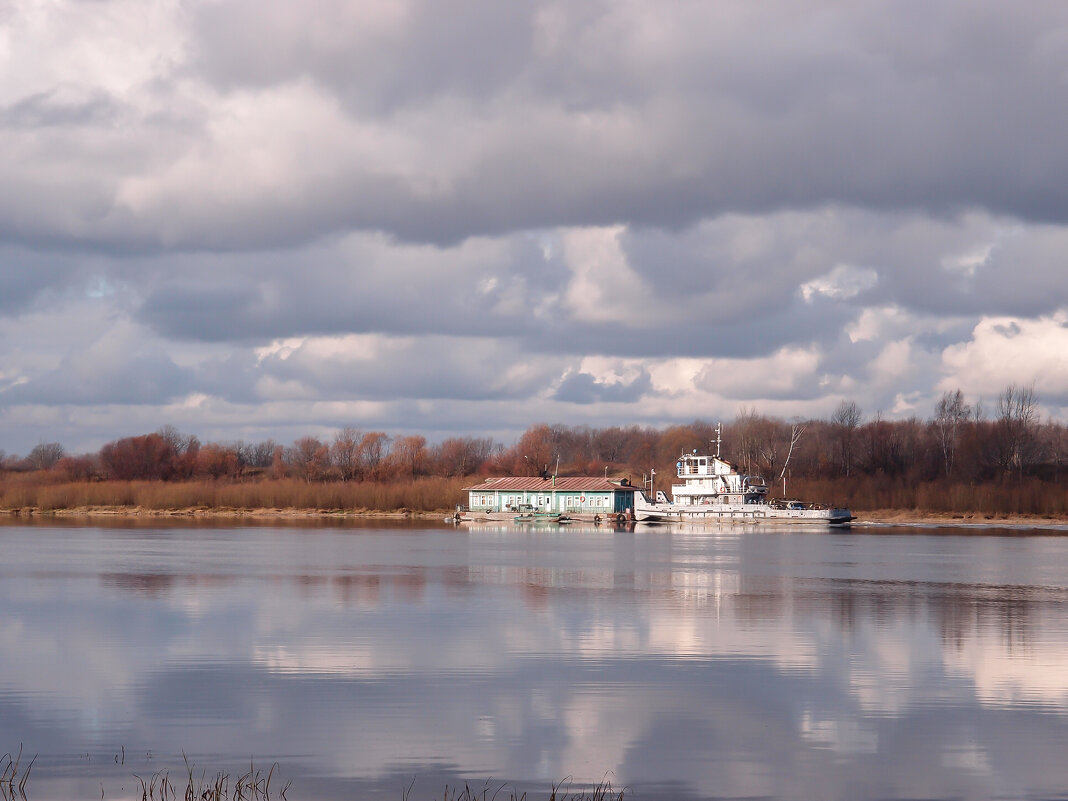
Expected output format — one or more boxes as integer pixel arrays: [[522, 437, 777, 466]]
[[2, 519, 1068, 800]]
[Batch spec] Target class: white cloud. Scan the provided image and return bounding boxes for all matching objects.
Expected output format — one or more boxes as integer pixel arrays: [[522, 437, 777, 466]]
[[846, 306, 905, 343], [940, 313, 1068, 399], [560, 226, 657, 325], [869, 339, 914, 385], [693, 347, 824, 400]]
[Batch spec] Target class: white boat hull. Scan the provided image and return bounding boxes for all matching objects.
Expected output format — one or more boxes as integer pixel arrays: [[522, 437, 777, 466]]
[[634, 493, 853, 525]]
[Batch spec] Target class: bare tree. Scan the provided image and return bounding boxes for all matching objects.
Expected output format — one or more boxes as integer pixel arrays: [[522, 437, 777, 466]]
[[733, 407, 763, 475], [934, 389, 971, 478], [391, 435, 427, 479], [994, 383, 1039, 479], [516, 425, 555, 475], [359, 432, 392, 480], [28, 442, 65, 470], [831, 400, 862, 477], [290, 436, 330, 482], [331, 427, 363, 481], [778, 421, 807, 481], [157, 425, 199, 456], [434, 437, 494, 477], [237, 439, 277, 469], [157, 425, 199, 478]]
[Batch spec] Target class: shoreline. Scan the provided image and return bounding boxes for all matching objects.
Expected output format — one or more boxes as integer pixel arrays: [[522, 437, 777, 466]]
[[851, 510, 1068, 528], [4, 505, 1068, 528]]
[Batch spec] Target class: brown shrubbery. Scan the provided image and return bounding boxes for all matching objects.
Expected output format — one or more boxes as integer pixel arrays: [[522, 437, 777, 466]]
[[0, 475, 470, 514], [3, 383, 1068, 515]]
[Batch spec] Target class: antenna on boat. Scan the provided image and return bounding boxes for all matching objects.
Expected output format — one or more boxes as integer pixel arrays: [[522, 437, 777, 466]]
[[714, 422, 722, 459]]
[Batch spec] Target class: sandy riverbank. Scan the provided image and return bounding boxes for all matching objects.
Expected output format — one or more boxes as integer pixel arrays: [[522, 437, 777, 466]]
[[853, 510, 1068, 528]]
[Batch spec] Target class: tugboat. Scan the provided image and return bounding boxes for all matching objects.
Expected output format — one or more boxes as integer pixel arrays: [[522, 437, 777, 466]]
[[633, 427, 853, 525]]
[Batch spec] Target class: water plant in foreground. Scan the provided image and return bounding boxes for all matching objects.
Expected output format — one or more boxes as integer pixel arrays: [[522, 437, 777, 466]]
[[404, 775, 625, 801], [0, 746, 35, 801], [1, 747, 625, 801], [127, 754, 290, 801]]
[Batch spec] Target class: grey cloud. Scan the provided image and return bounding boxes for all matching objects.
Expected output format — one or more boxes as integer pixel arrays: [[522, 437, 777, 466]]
[[1, 345, 193, 407], [138, 281, 266, 342], [132, 234, 569, 343], [0, 87, 120, 129], [553, 369, 653, 405], [255, 335, 558, 403], [190, 0, 540, 113], [0, 254, 77, 314], [126, 223, 860, 361], [3, 2, 1068, 252]]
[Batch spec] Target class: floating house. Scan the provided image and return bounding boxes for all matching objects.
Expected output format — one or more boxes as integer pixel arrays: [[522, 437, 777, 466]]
[[461, 476, 638, 518]]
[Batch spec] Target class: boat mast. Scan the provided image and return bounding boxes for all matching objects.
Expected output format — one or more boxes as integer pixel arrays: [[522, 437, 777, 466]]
[[714, 422, 722, 459]]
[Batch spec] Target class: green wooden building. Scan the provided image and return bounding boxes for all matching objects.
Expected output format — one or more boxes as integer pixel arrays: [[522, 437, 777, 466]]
[[462, 476, 637, 515]]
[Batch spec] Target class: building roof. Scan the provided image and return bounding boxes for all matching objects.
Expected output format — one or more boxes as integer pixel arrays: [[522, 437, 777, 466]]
[[462, 476, 637, 492]]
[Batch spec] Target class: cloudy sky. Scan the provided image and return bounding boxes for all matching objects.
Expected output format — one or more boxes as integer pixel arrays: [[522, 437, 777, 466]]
[[2, 0, 1068, 454]]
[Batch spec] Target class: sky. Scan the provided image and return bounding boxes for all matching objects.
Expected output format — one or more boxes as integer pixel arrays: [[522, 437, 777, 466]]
[[3, 0, 1068, 455]]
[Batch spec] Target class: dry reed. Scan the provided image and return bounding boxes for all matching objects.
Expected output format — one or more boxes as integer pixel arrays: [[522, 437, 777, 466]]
[[0, 475, 469, 514], [0, 745, 34, 800], [406, 774, 625, 801], [789, 476, 1068, 517]]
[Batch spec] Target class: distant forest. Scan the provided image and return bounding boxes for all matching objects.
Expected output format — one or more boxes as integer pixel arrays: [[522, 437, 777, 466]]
[[3, 383, 1068, 515]]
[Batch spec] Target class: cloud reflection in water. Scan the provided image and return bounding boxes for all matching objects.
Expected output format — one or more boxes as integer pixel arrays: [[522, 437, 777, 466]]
[[0, 522, 1066, 800]]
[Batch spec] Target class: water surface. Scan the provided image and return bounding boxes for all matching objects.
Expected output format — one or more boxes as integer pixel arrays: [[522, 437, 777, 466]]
[[1, 519, 1067, 800]]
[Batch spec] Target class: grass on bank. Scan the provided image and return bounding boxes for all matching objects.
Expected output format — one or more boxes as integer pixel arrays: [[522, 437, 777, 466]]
[[790, 476, 1068, 518]]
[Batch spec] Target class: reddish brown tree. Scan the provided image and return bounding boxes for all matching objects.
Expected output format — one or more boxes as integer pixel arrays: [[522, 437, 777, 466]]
[[331, 427, 363, 481], [100, 434, 177, 480], [196, 443, 241, 479], [56, 455, 98, 482], [433, 437, 493, 477], [391, 435, 428, 479], [516, 424, 555, 476], [290, 437, 331, 482], [358, 432, 392, 480]]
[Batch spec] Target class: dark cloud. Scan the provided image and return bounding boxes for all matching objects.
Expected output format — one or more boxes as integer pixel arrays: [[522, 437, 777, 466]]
[[132, 236, 563, 343], [1, 2, 1067, 252], [0, 253, 77, 314], [1, 336, 193, 406]]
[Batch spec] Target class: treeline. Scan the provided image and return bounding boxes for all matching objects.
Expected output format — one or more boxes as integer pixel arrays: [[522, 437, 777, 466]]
[[3, 383, 1068, 514], [0, 426, 498, 484]]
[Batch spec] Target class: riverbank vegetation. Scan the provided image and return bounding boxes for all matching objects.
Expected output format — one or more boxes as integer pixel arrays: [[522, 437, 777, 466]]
[[3, 383, 1068, 517]]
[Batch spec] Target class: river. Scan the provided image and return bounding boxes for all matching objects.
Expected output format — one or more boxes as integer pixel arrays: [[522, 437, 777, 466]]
[[1, 519, 1067, 800]]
